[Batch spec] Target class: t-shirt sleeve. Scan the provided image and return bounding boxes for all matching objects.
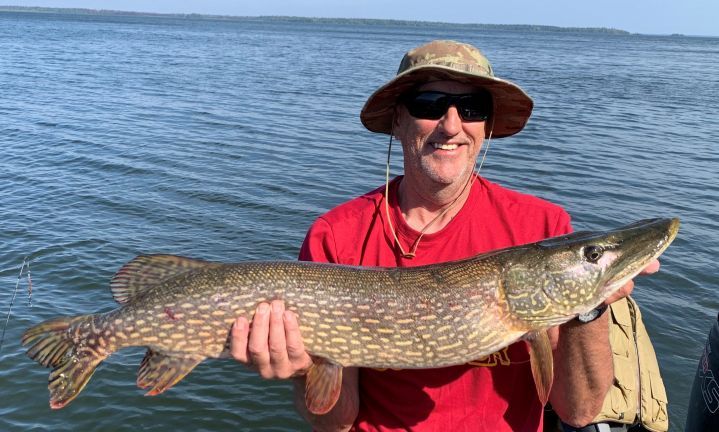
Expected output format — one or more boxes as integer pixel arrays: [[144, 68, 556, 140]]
[[551, 208, 573, 236], [298, 217, 338, 263]]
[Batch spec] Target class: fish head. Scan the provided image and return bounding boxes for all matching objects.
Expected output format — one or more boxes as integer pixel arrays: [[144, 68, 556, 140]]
[[503, 218, 680, 327]]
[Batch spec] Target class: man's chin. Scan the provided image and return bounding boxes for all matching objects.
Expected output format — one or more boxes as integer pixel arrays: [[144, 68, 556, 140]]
[[422, 169, 472, 187]]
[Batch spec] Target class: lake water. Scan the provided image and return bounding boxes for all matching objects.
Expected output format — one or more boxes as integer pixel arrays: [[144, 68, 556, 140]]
[[1, 11, 717, 431]]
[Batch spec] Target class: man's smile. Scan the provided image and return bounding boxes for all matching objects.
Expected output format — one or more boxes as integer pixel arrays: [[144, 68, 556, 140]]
[[431, 142, 460, 151]]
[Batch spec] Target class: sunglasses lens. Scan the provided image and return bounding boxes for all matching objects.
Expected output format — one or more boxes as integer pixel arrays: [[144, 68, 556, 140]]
[[403, 91, 491, 122], [457, 94, 491, 121], [405, 92, 448, 120]]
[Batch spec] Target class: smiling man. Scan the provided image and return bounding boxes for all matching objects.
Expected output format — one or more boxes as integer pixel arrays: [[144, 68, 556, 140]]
[[230, 40, 661, 431]]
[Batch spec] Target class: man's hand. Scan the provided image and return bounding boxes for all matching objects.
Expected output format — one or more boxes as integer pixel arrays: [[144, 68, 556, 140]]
[[230, 299, 313, 379], [602, 258, 660, 305], [550, 258, 662, 426]]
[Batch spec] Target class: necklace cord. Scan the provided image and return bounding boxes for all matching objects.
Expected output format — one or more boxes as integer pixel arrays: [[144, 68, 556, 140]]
[[383, 114, 495, 259]]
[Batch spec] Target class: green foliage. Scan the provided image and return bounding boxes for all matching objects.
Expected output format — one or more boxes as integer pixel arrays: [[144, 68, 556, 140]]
[[0, 6, 631, 34]]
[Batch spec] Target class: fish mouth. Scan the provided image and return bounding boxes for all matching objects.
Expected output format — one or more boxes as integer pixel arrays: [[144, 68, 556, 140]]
[[600, 217, 680, 298]]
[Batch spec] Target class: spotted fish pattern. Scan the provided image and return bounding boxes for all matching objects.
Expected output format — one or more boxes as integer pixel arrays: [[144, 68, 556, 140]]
[[22, 218, 679, 413]]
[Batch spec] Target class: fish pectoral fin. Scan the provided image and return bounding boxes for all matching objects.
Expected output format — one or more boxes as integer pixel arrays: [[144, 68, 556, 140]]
[[110, 255, 224, 304], [305, 359, 343, 415], [137, 349, 205, 396], [527, 330, 553, 406]]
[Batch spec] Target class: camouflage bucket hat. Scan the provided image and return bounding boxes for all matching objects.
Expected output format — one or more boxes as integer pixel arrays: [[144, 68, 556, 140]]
[[360, 40, 534, 138]]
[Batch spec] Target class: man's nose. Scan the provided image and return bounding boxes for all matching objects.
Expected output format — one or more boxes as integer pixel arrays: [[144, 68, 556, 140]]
[[438, 105, 462, 135]]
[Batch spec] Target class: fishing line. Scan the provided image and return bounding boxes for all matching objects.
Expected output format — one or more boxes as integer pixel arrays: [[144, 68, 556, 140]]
[[0, 256, 30, 353], [27, 259, 33, 307]]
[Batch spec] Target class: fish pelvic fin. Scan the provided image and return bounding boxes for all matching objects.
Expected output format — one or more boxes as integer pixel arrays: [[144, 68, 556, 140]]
[[22, 314, 107, 409], [305, 359, 343, 415], [137, 349, 205, 396], [527, 330, 554, 406], [110, 254, 224, 304]]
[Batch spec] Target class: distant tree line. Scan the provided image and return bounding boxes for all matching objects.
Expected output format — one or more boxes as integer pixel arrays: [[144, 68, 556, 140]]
[[0, 6, 631, 34]]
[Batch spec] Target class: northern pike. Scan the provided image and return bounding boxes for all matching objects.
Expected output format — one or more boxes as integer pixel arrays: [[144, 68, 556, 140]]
[[23, 218, 679, 413]]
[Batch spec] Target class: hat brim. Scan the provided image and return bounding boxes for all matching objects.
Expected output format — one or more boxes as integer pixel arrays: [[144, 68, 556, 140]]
[[360, 65, 534, 138]]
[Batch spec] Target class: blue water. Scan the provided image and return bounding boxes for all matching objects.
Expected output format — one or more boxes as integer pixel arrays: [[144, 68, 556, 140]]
[[1, 11, 718, 430]]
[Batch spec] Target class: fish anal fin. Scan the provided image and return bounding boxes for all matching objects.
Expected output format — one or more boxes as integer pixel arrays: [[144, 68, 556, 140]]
[[137, 349, 205, 396], [527, 330, 554, 406], [110, 254, 223, 304], [305, 359, 343, 415]]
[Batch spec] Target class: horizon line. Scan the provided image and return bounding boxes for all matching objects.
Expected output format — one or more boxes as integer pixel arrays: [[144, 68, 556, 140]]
[[1, 5, 715, 38]]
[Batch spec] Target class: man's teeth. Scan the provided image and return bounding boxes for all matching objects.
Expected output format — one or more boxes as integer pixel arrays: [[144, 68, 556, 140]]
[[432, 143, 458, 150]]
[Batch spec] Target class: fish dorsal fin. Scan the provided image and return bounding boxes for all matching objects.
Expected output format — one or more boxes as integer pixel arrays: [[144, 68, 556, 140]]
[[305, 358, 343, 415], [110, 254, 223, 304]]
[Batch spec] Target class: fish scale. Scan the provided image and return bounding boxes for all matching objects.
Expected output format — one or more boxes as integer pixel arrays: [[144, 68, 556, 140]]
[[22, 218, 679, 413], [106, 261, 510, 367]]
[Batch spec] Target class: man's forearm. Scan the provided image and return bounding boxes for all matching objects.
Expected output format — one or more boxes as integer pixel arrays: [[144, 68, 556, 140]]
[[293, 367, 360, 432], [550, 313, 614, 427]]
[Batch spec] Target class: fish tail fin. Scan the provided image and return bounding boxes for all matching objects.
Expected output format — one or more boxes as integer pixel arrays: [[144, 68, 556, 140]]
[[22, 315, 107, 409], [22, 316, 84, 367]]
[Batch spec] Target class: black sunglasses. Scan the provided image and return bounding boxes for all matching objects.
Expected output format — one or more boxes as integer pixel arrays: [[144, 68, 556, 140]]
[[401, 91, 492, 122]]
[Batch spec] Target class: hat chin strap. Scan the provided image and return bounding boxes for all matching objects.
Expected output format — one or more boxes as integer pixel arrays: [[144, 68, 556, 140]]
[[383, 115, 495, 259], [477, 115, 495, 174]]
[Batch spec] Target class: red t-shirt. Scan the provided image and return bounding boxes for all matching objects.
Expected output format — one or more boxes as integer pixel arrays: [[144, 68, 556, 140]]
[[299, 175, 572, 432]]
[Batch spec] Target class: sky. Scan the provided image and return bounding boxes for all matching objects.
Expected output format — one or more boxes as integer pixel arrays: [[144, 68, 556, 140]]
[[5, 0, 718, 37]]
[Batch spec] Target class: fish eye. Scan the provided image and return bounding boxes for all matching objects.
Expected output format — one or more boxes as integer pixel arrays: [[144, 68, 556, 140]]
[[584, 245, 604, 263]]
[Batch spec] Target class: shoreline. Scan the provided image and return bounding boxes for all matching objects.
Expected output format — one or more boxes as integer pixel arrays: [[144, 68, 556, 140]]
[[0, 5, 634, 35]]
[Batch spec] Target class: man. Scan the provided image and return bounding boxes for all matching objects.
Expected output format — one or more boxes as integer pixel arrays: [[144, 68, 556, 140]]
[[229, 40, 660, 431]]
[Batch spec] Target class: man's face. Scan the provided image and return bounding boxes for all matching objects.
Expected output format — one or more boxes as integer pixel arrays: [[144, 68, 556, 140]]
[[393, 80, 487, 187]]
